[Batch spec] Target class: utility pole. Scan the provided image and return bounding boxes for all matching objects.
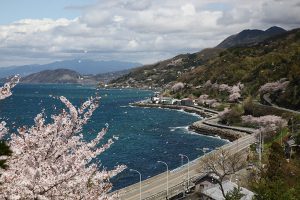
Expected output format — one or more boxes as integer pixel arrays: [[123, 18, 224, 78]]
[[259, 131, 262, 167]]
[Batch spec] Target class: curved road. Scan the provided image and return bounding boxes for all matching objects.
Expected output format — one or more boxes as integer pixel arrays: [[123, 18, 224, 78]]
[[113, 134, 256, 200]]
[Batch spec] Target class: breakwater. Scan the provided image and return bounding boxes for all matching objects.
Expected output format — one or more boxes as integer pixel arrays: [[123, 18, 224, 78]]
[[132, 102, 254, 141], [131, 102, 215, 118]]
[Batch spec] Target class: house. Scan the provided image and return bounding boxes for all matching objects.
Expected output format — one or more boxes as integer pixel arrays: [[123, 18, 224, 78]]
[[181, 98, 193, 106], [194, 174, 218, 193], [151, 96, 160, 104], [194, 175, 254, 200], [201, 180, 254, 200], [160, 97, 173, 105], [172, 99, 181, 105]]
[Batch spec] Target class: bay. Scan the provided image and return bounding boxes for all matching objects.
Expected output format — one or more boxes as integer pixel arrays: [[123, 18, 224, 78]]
[[0, 84, 228, 190]]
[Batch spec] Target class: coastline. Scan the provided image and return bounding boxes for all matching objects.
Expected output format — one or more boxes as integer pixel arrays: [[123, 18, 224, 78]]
[[132, 102, 251, 141]]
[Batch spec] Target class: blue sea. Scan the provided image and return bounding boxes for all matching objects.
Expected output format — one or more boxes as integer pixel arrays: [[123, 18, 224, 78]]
[[0, 84, 228, 190]]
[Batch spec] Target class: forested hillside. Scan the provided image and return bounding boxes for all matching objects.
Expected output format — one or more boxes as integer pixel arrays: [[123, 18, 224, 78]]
[[178, 28, 300, 109]]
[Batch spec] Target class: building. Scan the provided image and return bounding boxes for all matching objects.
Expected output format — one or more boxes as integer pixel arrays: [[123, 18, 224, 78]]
[[194, 175, 254, 200], [180, 98, 193, 106], [172, 99, 181, 105], [201, 180, 254, 200], [160, 97, 173, 105], [151, 96, 160, 104]]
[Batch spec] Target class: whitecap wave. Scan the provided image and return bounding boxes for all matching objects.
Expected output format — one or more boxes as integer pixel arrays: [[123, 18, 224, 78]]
[[175, 109, 202, 119], [169, 126, 189, 132]]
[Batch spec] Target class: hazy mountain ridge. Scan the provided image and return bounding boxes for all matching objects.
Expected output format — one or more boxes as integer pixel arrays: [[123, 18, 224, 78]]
[[0, 59, 141, 78], [21, 69, 82, 84], [1, 68, 131, 85]]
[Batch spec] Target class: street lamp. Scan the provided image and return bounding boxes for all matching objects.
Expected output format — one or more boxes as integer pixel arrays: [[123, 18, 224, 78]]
[[258, 131, 263, 167], [157, 160, 169, 198], [129, 169, 142, 200], [179, 154, 190, 187]]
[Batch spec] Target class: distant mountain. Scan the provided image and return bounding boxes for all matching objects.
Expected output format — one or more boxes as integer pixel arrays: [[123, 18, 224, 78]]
[[14, 68, 131, 84], [216, 26, 286, 48], [0, 59, 142, 78], [21, 69, 83, 84]]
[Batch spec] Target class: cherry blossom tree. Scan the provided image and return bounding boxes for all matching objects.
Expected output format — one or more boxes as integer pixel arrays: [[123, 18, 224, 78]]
[[197, 94, 219, 108], [0, 75, 19, 101], [171, 82, 184, 92], [241, 115, 287, 131], [228, 92, 241, 102], [197, 94, 209, 105], [218, 84, 230, 92], [218, 108, 231, 119], [203, 80, 212, 88], [259, 79, 289, 94], [0, 76, 19, 170], [242, 115, 287, 140], [201, 80, 243, 102], [0, 77, 126, 199]]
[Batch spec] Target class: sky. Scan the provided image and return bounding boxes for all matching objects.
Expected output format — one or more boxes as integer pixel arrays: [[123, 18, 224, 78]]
[[0, 0, 300, 67]]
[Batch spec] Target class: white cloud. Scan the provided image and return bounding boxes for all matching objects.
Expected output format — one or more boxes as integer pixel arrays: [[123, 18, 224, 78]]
[[0, 0, 299, 67], [181, 4, 196, 16]]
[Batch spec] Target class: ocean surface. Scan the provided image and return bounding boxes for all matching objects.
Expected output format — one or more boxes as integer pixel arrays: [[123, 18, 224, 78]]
[[0, 84, 228, 190]]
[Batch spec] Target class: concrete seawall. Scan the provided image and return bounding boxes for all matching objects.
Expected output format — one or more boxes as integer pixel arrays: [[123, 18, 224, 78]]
[[131, 102, 215, 118], [190, 122, 246, 141], [132, 102, 254, 141]]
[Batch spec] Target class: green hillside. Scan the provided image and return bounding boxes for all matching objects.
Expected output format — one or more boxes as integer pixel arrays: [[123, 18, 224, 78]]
[[109, 48, 223, 88], [178, 28, 300, 109]]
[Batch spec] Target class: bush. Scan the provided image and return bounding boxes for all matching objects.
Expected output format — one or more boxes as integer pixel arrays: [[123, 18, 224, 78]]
[[219, 105, 244, 125]]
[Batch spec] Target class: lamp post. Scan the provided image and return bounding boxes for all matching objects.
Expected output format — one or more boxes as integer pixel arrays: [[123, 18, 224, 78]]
[[157, 160, 169, 198], [129, 169, 142, 200], [258, 130, 262, 167], [179, 154, 190, 187]]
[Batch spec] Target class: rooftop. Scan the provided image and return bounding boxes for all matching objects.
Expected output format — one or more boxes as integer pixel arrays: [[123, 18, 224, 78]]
[[202, 180, 254, 200]]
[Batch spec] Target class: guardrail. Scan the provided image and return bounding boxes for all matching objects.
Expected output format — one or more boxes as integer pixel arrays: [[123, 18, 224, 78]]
[[114, 134, 256, 199], [143, 181, 195, 200]]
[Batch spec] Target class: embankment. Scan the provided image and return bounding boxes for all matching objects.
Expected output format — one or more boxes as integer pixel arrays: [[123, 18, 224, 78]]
[[131, 102, 215, 118], [132, 102, 254, 141]]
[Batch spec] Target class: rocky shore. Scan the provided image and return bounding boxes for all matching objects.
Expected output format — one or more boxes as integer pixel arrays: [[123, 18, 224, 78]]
[[132, 102, 254, 141]]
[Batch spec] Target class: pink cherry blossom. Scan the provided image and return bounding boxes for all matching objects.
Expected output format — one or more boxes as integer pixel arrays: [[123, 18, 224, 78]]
[[259, 80, 289, 94], [197, 94, 219, 107], [0, 77, 126, 199], [228, 92, 241, 102], [218, 84, 230, 92], [241, 115, 287, 132], [0, 75, 19, 100], [218, 108, 231, 119], [171, 82, 184, 92], [203, 80, 212, 88], [201, 80, 243, 102]]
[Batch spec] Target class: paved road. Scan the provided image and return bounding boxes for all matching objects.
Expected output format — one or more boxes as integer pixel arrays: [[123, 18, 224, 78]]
[[113, 134, 256, 200], [260, 94, 300, 115], [202, 118, 256, 134]]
